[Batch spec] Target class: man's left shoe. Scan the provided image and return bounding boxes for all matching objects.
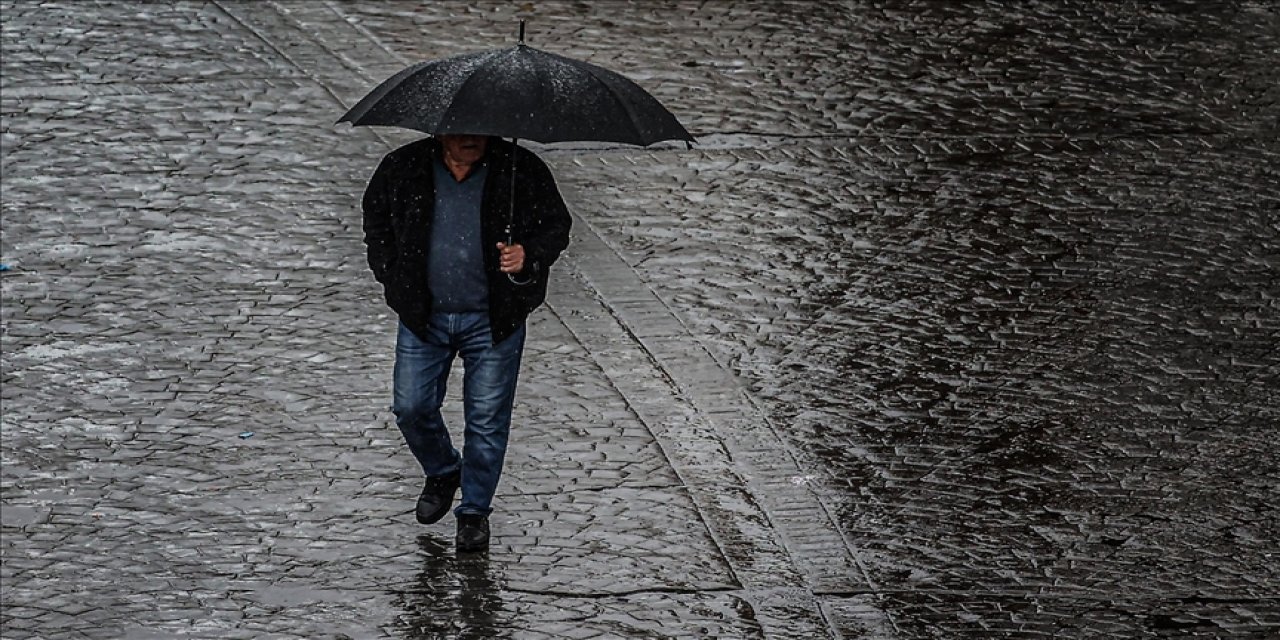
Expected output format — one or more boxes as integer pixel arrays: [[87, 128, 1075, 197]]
[[456, 514, 490, 553]]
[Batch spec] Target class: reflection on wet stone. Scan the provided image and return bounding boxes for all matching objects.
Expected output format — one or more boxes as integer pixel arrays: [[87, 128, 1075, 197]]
[[395, 535, 508, 640]]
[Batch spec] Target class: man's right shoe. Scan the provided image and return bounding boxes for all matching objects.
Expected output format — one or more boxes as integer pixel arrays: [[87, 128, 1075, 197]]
[[456, 514, 490, 553], [415, 471, 460, 525]]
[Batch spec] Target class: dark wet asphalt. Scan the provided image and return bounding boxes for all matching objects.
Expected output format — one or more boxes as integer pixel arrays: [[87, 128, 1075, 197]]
[[2, 1, 1278, 639]]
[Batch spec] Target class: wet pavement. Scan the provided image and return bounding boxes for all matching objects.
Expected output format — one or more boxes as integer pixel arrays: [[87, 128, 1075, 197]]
[[2, 1, 1278, 638]]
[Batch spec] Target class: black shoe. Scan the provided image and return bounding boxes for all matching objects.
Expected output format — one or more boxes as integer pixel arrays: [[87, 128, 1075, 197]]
[[415, 471, 460, 525], [456, 514, 490, 552]]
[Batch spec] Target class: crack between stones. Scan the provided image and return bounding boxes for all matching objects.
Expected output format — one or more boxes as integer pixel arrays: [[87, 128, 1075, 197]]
[[516, 482, 685, 496], [498, 584, 741, 599], [810, 587, 1280, 603]]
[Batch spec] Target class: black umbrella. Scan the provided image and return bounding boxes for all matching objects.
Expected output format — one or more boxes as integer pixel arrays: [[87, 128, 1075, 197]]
[[337, 22, 694, 147], [337, 21, 694, 274]]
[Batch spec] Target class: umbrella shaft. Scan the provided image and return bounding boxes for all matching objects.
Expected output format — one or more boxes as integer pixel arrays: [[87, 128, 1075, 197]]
[[507, 137, 518, 245], [505, 137, 534, 287]]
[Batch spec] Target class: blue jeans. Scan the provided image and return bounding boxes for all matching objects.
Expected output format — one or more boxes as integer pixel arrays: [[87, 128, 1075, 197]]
[[392, 313, 525, 517]]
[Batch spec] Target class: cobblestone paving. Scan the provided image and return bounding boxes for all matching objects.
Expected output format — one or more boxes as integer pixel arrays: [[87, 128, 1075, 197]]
[[2, 1, 1278, 639], [539, 1, 1280, 638]]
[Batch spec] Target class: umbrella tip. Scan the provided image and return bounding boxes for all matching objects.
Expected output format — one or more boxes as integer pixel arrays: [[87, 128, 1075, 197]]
[[518, 19, 526, 44]]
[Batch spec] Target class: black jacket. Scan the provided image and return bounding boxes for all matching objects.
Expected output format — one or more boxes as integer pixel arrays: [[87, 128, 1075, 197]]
[[361, 137, 572, 344]]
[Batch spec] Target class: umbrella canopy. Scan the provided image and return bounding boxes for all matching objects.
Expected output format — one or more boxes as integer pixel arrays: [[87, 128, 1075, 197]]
[[336, 40, 694, 147]]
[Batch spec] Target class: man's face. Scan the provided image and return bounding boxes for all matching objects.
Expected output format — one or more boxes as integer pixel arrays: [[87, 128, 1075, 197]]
[[440, 134, 488, 165]]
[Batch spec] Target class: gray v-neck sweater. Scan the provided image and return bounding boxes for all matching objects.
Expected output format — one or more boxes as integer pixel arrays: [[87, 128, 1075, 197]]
[[428, 157, 490, 312]]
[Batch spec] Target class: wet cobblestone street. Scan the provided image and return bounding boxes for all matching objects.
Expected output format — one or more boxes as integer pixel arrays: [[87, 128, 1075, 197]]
[[2, 1, 1278, 638]]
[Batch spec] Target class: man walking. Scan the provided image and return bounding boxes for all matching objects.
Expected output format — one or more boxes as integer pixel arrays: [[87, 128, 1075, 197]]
[[362, 134, 571, 551]]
